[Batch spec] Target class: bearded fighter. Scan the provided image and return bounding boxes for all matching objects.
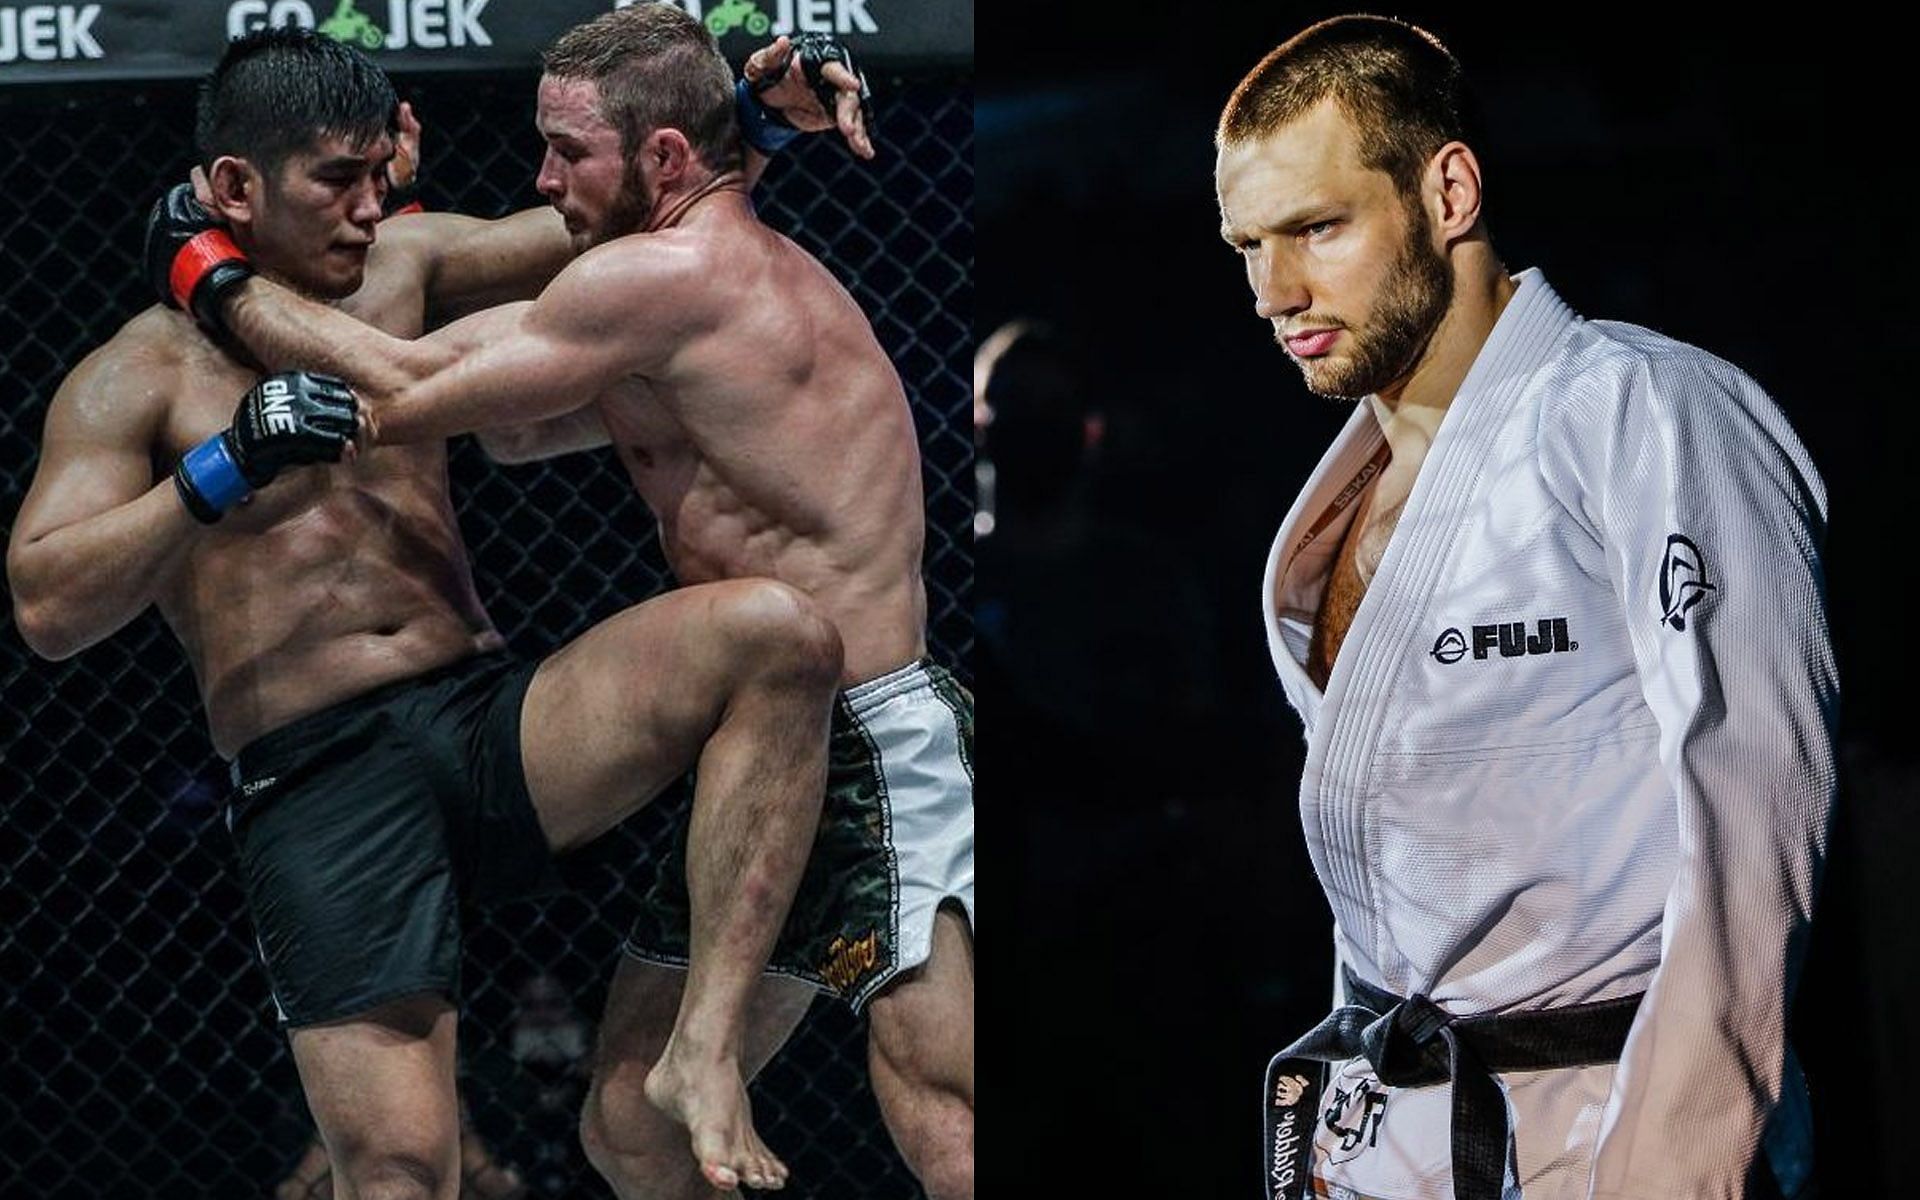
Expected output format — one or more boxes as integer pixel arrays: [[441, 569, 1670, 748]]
[[13, 24, 875, 1200], [142, 8, 973, 1199], [1214, 17, 1834, 1200]]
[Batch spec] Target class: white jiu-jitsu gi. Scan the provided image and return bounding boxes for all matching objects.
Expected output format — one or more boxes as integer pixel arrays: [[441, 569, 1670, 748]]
[[1261, 269, 1836, 1200]]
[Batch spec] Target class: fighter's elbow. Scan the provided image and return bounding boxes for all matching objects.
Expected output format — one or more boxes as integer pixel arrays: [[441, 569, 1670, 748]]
[[352, 341, 451, 413], [475, 429, 534, 464], [393, 339, 459, 390], [9, 553, 97, 660], [360, 353, 461, 446]]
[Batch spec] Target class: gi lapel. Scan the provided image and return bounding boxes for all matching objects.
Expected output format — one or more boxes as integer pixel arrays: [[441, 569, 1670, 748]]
[[1262, 402, 1387, 733], [1306, 268, 1580, 988]]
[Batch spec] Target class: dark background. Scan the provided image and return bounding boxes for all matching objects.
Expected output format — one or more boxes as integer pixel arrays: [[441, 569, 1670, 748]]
[[980, 6, 1915, 1196], [0, 66, 971, 1199]]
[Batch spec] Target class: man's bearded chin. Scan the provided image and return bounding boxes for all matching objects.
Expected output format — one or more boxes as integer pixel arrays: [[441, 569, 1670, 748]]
[[1290, 216, 1454, 402], [593, 164, 655, 246]]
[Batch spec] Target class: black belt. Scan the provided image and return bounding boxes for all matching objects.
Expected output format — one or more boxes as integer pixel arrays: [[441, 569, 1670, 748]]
[[1263, 971, 1642, 1200]]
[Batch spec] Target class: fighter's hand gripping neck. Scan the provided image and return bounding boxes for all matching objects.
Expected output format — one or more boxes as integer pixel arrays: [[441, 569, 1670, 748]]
[[144, 34, 872, 452], [220, 106, 734, 450]]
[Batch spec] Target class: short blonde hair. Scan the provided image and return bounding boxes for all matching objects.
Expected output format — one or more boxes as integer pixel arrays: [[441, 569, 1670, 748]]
[[542, 4, 741, 173], [1218, 15, 1475, 201]]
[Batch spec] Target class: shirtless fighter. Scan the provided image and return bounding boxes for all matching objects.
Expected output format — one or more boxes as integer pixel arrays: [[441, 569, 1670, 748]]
[[146, 9, 975, 1198], [1215, 17, 1835, 1200], [10, 26, 864, 1199]]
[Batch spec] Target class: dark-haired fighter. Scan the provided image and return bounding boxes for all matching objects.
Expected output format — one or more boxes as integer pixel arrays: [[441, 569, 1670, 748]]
[[1216, 16, 1834, 1200], [10, 26, 864, 1199], [170, 9, 974, 1199]]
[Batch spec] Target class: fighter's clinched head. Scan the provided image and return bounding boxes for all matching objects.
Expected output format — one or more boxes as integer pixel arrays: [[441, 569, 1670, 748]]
[[196, 26, 398, 179], [542, 5, 743, 175]]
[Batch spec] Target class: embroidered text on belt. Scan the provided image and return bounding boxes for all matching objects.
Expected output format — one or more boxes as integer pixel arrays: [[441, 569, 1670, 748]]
[[1262, 971, 1642, 1200]]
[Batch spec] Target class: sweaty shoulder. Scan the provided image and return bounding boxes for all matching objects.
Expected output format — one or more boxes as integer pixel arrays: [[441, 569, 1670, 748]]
[[52, 306, 190, 430], [559, 229, 723, 333]]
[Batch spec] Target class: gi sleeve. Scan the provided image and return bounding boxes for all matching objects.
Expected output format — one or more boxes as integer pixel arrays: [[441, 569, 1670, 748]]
[[1555, 348, 1837, 1200]]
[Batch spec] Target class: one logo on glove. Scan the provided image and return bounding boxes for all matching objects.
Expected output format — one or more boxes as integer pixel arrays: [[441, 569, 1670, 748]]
[[259, 377, 297, 436], [1658, 534, 1715, 632]]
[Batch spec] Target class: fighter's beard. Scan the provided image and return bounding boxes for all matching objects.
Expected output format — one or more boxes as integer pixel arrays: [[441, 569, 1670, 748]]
[[592, 162, 654, 246], [589, 164, 745, 245], [1289, 205, 1454, 402]]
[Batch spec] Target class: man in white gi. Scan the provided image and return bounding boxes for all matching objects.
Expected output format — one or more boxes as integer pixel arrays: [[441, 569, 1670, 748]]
[[1214, 17, 1836, 1200]]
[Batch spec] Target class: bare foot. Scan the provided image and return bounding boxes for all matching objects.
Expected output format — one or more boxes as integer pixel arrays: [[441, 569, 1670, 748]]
[[644, 1037, 789, 1191]]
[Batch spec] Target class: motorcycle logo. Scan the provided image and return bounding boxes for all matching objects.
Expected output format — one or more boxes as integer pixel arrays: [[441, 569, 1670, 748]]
[[705, 0, 772, 37], [319, 0, 385, 49]]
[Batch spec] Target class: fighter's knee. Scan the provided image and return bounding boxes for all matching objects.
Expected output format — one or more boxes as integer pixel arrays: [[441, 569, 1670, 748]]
[[581, 1079, 699, 1200], [918, 1141, 975, 1200], [581, 1123, 697, 1200], [578, 1102, 627, 1184], [334, 1149, 450, 1200], [710, 579, 843, 687], [579, 1087, 629, 1172]]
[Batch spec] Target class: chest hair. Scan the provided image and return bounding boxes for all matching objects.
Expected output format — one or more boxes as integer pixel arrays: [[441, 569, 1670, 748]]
[[1307, 484, 1408, 690]]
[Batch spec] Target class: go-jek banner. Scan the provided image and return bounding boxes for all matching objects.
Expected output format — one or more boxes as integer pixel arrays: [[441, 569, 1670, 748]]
[[0, 0, 969, 83]]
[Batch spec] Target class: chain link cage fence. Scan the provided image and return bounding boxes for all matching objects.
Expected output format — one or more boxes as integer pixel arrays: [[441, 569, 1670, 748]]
[[0, 65, 971, 1199]]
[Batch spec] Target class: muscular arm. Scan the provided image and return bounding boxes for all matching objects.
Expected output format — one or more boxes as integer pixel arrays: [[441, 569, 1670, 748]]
[[209, 43, 866, 392], [1545, 356, 1836, 1199], [7, 341, 198, 660], [370, 246, 707, 446], [212, 205, 574, 403], [216, 206, 694, 447], [415, 206, 575, 324], [476, 408, 612, 463], [226, 288, 616, 464], [421, 303, 612, 462], [224, 242, 701, 447]]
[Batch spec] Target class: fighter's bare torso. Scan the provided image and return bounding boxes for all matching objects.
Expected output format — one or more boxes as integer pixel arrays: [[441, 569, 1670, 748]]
[[133, 223, 497, 755], [583, 200, 926, 685], [1308, 456, 1413, 689]]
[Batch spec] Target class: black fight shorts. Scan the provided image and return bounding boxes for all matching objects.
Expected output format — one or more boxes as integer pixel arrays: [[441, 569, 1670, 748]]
[[225, 653, 561, 1027]]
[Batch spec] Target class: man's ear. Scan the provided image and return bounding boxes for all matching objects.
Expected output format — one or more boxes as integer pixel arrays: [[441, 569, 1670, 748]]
[[648, 128, 695, 182], [1425, 141, 1485, 247], [204, 156, 261, 226]]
